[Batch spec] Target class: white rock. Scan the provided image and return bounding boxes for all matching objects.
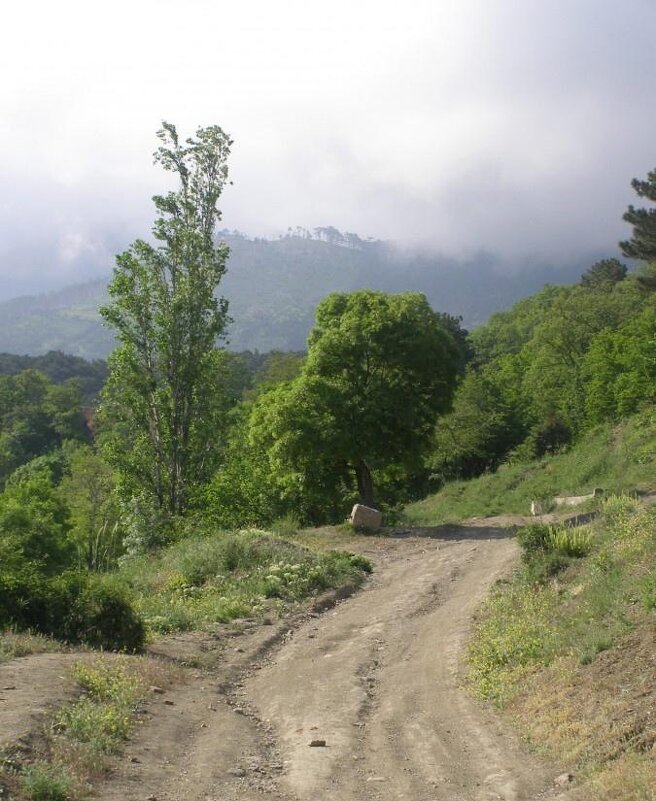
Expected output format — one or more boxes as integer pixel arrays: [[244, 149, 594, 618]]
[[350, 504, 383, 529]]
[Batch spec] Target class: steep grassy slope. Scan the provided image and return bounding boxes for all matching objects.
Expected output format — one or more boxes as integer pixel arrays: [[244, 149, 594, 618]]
[[409, 409, 656, 800], [468, 496, 656, 801], [405, 410, 656, 525]]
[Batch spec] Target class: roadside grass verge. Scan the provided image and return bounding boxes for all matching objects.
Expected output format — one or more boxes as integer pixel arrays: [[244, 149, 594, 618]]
[[405, 410, 656, 525], [0, 655, 178, 801], [468, 495, 656, 799], [109, 527, 372, 636], [0, 632, 66, 665]]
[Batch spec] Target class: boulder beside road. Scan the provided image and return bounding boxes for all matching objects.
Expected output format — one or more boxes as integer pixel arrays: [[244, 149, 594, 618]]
[[350, 504, 383, 529]]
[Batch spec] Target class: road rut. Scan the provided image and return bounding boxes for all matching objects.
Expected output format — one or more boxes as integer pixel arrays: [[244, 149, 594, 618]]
[[3, 525, 565, 801]]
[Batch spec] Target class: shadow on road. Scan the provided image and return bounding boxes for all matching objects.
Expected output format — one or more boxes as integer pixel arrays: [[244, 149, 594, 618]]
[[386, 524, 515, 541], [386, 506, 608, 542]]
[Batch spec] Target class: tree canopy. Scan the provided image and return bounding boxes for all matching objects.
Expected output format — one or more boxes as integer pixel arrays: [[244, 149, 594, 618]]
[[580, 258, 627, 289], [100, 122, 233, 515], [248, 290, 460, 516], [621, 167, 656, 264]]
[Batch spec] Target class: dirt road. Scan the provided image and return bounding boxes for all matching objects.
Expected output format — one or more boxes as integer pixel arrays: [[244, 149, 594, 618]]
[[3, 525, 566, 800]]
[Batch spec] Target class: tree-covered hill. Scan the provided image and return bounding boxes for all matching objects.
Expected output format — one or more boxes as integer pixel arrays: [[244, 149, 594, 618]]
[[0, 231, 596, 357]]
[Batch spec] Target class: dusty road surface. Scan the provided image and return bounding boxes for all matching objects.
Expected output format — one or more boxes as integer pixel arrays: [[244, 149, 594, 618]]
[[3, 525, 567, 801]]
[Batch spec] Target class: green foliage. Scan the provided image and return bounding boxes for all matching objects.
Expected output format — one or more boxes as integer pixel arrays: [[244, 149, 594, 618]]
[[251, 350, 305, 392], [0, 472, 74, 574], [469, 496, 656, 704], [100, 121, 233, 515], [238, 290, 459, 522], [0, 350, 107, 402], [202, 405, 288, 529], [20, 762, 71, 801], [620, 166, 656, 264], [113, 528, 371, 634], [428, 369, 525, 482], [0, 370, 89, 487], [469, 580, 557, 701], [584, 303, 656, 425], [517, 523, 593, 560], [406, 409, 656, 525], [57, 444, 123, 570], [580, 258, 628, 289], [56, 658, 149, 758], [118, 492, 173, 558], [639, 574, 656, 611], [269, 512, 303, 538], [0, 568, 145, 651], [57, 697, 132, 753], [427, 270, 649, 481]]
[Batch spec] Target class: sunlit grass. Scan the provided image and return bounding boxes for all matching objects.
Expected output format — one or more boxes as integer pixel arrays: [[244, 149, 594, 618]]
[[106, 527, 371, 636], [468, 495, 656, 800], [405, 410, 656, 525]]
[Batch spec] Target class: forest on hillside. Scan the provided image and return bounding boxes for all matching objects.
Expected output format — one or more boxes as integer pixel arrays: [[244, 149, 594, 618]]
[[1, 123, 655, 653], [0, 230, 598, 358]]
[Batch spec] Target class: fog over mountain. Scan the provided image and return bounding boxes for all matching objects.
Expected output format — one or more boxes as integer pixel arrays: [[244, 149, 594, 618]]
[[1, 0, 655, 302], [0, 231, 607, 358]]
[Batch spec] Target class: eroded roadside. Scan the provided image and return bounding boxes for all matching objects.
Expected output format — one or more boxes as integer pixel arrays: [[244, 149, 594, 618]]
[[1, 526, 571, 801]]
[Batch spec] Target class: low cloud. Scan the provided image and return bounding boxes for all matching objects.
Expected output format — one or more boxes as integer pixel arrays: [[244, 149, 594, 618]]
[[1, 0, 655, 298]]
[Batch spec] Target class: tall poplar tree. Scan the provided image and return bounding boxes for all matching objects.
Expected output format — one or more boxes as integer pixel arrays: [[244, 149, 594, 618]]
[[100, 122, 232, 514]]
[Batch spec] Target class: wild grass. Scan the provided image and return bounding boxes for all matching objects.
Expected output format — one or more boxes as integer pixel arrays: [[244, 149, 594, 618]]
[[405, 410, 656, 525], [109, 527, 371, 635], [1, 655, 179, 801], [468, 495, 656, 799], [0, 631, 65, 665], [19, 762, 71, 801]]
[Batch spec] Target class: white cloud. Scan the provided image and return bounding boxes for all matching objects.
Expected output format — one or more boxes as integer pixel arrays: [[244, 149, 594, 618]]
[[1, 0, 655, 295]]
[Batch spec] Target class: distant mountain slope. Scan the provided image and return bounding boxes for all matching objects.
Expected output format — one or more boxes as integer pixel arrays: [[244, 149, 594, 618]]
[[0, 232, 595, 357]]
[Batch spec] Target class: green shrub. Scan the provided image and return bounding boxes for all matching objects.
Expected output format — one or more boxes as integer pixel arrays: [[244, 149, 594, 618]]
[[517, 523, 593, 561], [21, 762, 71, 801], [548, 525, 594, 557], [55, 574, 145, 651], [639, 574, 656, 611], [270, 512, 302, 538], [56, 698, 131, 753], [348, 553, 373, 574], [523, 552, 571, 584], [0, 569, 144, 651], [516, 523, 552, 556]]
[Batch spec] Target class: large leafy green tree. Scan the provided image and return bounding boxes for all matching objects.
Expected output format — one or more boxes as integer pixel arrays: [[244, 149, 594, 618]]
[[249, 291, 459, 515], [100, 122, 233, 514], [584, 304, 656, 424], [0, 370, 88, 487]]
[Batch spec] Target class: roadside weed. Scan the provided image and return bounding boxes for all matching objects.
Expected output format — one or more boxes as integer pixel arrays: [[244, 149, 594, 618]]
[[21, 762, 71, 801]]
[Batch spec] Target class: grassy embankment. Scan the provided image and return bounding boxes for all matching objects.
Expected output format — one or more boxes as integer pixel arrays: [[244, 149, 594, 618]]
[[406, 410, 656, 801], [469, 496, 656, 800], [111, 526, 371, 636], [1, 656, 178, 801], [405, 410, 656, 525]]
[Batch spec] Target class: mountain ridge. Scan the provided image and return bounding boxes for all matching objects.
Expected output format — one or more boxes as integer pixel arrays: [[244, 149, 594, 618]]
[[0, 232, 603, 357]]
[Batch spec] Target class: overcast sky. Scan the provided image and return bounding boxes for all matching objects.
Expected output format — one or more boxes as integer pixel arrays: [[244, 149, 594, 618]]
[[1, 0, 655, 299]]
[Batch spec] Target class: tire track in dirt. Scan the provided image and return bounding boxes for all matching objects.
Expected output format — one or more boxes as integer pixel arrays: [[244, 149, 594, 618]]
[[247, 528, 559, 801], [2, 526, 569, 801]]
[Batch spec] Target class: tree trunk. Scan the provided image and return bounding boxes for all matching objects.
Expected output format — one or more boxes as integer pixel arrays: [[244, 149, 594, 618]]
[[355, 460, 375, 508]]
